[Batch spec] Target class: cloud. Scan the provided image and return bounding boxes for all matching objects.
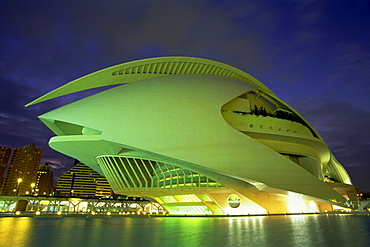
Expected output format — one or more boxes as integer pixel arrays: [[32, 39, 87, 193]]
[[295, 97, 370, 189], [325, 41, 370, 108], [1, 1, 275, 91], [1, 0, 369, 190]]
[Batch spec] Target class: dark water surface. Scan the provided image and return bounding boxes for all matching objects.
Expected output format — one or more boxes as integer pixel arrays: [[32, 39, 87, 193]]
[[0, 214, 369, 247]]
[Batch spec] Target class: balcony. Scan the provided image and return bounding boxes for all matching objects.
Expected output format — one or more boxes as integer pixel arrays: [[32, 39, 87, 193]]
[[222, 110, 313, 137]]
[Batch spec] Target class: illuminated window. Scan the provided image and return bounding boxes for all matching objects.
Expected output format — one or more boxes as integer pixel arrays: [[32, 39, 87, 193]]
[[174, 194, 201, 202], [160, 196, 177, 203]]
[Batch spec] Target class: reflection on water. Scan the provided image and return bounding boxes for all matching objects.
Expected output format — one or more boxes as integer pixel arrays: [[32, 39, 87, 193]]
[[0, 215, 369, 247]]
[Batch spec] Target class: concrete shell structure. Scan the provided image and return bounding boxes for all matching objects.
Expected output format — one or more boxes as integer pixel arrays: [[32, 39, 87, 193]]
[[27, 57, 357, 215]]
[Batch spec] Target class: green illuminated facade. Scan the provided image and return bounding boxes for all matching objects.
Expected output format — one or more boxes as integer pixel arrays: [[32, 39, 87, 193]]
[[27, 57, 358, 215]]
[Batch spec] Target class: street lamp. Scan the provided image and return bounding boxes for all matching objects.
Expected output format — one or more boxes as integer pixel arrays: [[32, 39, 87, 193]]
[[17, 178, 22, 196], [31, 183, 36, 196]]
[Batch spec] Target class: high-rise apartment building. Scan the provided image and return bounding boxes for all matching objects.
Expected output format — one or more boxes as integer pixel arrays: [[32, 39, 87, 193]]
[[1, 144, 43, 195], [56, 161, 112, 197], [34, 163, 53, 196], [0, 146, 11, 186]]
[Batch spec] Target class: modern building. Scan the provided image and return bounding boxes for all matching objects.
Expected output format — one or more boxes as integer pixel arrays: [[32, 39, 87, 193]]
[[0, 146, 11, 186], [55, 161, 112, 197], [34, 163, 54, 196], [1, 144, 42, 195], [27, 57, 358, 215]]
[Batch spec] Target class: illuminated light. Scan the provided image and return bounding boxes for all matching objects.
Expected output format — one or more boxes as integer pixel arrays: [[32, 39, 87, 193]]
[[69, 198, 82, 204], [332, 205, 351, 212], [166, 205, 211, 215], [174, 194, 202, 202], [132, 212, 135, 215], [91, 211, 96, 215], [107, 212, 111, 215], [35, 211, 41, 215], [288, 191, 303, 198], [287, 194, 306, 213], [15, 211, 21, 215], [143, 212, 147, 215], [308, 201, 318, 212], [223, 199, 267, 215], [160, 196, 177, 203], [57, 211, 62, 215]]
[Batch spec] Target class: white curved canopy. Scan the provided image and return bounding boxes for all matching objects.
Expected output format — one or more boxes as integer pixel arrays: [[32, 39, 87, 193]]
[[26, 56, 275, 106]]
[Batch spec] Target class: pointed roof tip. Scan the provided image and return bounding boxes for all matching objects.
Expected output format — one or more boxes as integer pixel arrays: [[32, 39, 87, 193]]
[[25, 99, 41, 107], [25, 95, 50, 107]]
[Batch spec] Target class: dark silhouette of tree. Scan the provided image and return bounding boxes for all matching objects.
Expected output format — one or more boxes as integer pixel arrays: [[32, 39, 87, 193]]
[[232, 107, 308, 126]]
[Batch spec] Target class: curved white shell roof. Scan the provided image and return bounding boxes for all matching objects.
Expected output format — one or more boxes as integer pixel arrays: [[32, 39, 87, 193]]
[[26, 56, 275, 106], [31, 57, 356, 213]]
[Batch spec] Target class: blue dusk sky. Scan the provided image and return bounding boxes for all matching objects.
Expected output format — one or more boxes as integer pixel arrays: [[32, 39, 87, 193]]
[[1, 0, 369, 190]]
